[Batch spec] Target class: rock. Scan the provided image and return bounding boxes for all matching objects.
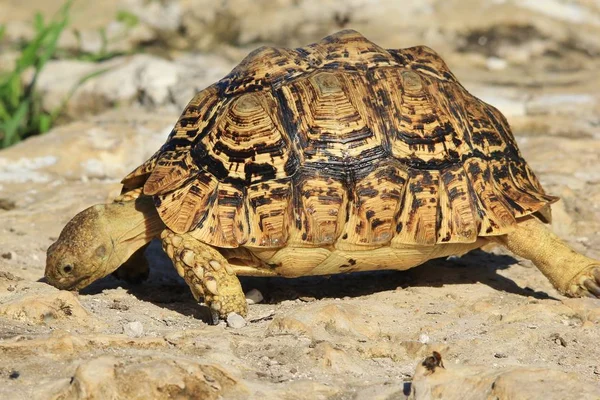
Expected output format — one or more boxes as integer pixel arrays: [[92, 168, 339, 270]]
[[123, 321, 144, 338], [409, 352, 600, 400], [0, 287, 96, 327], [526, 94, 596, 116], [0, 333, 168, 358], [61, 356, 118, 399], [562, 298, 600, 324], [245, 288, 263, 305], [0, 271, 22, 282], [122, 0, 182, 32], [32, 56, 168, 117], [31, 53, 233, 119], [502, 302, 575, 324], [486, 57, 507, 70], [0, 108, 174, 185], [311, 341, 363, 374], [50, 355, 247, 400], [517, 0, 600, 25], [265, 380, 341, 399], [226, 312, 246, 329], [354, 382, 407, 400], [266, 316, 312, 338], [315, 304, 381, 339]]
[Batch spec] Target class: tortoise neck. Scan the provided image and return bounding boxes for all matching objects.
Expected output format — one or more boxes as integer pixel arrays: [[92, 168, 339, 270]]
[[106, 196, 165, 269]]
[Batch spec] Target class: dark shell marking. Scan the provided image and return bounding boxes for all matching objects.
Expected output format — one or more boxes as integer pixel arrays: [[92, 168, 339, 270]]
[[122, 29, 557, 248]]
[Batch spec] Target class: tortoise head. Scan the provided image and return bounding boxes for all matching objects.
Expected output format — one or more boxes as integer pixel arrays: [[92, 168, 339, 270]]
[[45, 197, 165, 290], [45, 204, 120, 290]]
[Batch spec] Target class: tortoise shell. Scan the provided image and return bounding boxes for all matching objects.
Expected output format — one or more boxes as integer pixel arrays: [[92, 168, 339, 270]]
[[121, 29, 556, 250]]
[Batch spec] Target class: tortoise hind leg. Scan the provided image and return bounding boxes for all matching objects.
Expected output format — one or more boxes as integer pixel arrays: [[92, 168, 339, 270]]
[[160, 229, 248, 321], [492, 216, 600, 298]]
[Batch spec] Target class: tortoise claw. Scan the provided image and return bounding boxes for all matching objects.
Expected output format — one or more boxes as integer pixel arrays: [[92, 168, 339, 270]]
[[580, 266, 600, 299], [209, 308, 220, 326], [583, 270, 600, 297]]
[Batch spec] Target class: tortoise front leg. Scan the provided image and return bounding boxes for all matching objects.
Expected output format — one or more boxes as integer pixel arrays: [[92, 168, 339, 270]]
[[492, 217, 600, 298], [160, 229, 248, 321], [112, 242, 150, 284]]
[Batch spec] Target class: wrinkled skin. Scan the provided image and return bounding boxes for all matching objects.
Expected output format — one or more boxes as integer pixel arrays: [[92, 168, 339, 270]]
[[45, 198, 164, 290], [46, 205, 117, 290]]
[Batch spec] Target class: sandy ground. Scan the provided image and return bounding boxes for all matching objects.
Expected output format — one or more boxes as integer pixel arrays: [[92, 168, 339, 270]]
[[1, 0, 600, 398]]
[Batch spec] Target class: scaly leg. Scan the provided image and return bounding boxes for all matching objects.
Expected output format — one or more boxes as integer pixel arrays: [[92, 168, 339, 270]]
[[160, 229, 248, 319], [492, 217, 600, 297]]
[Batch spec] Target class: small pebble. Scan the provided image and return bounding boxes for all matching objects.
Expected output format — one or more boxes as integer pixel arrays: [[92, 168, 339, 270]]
[[227, 312, 247, 329], [418, 333, 430, 344], [494, 353, 508, 359], [245, 288, 264, 305], [109, 300, 129, 311], [9, 371, 20, 379], [550, 333, 567, 347], [123, 321, 144, 338], [486, 57, 507, 71], [1, 251, 15, 260]]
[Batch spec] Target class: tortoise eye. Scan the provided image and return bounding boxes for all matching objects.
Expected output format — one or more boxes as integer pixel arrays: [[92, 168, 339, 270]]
[[63, 265, 73, 274], [95, 245, 106, 258]]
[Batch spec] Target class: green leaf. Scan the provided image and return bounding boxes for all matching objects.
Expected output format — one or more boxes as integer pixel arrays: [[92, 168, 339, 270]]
[[116, 10, 139, 28], [2, 100, 29, 147], [0, 100, 10, 121], [8, 75, 22, 108], [33, 12, 45, 33], [39, 113, 51, 133]]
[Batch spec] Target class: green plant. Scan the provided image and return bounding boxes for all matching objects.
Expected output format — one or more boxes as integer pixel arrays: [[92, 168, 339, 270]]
[[116, 10, 140, 29], [0, 1, 72, 148]]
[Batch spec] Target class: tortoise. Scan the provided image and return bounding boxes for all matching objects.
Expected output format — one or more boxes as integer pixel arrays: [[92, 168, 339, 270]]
[[45, 30, 600, 321]]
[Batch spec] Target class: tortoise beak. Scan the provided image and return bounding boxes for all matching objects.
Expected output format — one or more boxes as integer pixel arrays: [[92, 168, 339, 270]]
[[49, 274, 92, 291]]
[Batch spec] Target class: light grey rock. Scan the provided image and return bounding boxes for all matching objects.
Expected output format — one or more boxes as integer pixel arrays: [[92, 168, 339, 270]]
[[31, 54, 233, 118], [226, 312, 247, 329], [123, 321, 144, 338], [121, 0, 182, 32], [245, 288, 264, 305]]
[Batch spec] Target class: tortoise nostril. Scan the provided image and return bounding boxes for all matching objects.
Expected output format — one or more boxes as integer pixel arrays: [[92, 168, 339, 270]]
[[63, 265, 73, 274]]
